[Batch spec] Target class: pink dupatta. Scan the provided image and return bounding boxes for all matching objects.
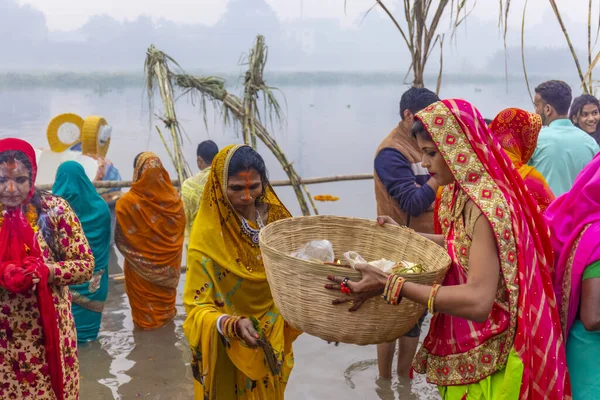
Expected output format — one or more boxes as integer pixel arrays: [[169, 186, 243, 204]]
[[545, 153, 600, 338], [414, 100, 569, 399]]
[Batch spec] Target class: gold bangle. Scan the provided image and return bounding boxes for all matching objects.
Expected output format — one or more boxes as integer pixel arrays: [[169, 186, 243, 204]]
[[383, 275, 405, 306], [428, 284, 441, 314], [224, 317, 232, 338], [383, 274, 395, 303], [224, 316, 237, 340], [392, 277, 406, 306]]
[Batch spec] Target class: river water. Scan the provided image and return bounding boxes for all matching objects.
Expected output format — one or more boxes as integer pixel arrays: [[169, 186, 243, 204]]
[[1, 78, 546, 399]]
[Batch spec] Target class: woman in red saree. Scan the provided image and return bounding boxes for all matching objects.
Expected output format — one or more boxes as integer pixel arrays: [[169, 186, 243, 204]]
[[489, 108, 555, 213], [0, 138, 94, 399], [327, 99, 570, 399]]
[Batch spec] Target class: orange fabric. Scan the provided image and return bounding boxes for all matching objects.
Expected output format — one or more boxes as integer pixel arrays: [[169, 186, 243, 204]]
[[123, 260, 177, 329], [489, 108, 556, 213], [115, 152, 185, 330]]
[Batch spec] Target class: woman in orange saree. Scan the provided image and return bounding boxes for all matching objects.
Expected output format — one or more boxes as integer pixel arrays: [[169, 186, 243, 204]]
[[328, 99, 570, 399], [489, 108, 555, 213], [115, 152, 185, 330]]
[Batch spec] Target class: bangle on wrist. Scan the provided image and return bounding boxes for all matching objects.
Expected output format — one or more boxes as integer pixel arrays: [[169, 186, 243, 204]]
[[428, 284, 441, 315]]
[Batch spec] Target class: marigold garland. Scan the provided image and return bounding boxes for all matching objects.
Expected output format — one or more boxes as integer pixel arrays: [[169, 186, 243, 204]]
[[314, 194, 340, 202], [0, 204, 39, 232]]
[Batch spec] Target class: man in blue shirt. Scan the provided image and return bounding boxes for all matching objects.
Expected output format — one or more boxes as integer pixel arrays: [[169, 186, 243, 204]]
[[373, 87, 439, 379], [531, 80, 600, 196]]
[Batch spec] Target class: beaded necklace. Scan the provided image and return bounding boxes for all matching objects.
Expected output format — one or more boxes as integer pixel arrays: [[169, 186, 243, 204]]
[[241, 209, 265, 245]]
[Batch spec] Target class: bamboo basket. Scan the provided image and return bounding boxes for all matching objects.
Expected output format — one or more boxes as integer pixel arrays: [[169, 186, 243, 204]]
[[259, 215, 451, 345]]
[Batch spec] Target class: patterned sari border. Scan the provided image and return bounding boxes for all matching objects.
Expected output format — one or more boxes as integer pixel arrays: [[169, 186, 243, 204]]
[[70, 290, 105, 313], [560, 224, 590, 337]]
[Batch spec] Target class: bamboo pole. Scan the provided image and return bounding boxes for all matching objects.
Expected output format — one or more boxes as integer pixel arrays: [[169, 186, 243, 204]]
[[36, 173, 374, 191]]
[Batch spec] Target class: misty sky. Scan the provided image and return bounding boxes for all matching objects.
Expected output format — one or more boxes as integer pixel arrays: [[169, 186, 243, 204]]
[[2, 0, 596, 77], [16, 0, 590, 32]]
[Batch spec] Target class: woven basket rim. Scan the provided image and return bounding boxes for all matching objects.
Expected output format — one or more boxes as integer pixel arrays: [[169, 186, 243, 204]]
[[259, 214, 451, 274]]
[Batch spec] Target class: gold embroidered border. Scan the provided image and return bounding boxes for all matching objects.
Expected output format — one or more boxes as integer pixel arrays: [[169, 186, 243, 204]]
[[70, 290, 105, 313], [413, 330, 508, 385]]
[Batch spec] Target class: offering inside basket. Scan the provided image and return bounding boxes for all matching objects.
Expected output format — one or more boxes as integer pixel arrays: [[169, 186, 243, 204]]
[[290, 240, 335, 263], [262, 216, 451, 345]]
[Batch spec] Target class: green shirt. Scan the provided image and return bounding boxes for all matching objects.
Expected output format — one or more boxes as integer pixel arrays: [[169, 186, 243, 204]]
[[583, 260, 600, 280], [530, 119, 599, 197]]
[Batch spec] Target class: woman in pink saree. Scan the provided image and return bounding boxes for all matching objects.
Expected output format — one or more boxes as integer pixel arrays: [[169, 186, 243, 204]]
[[327, 99, 570, 399], [546, 153, 600, 399]]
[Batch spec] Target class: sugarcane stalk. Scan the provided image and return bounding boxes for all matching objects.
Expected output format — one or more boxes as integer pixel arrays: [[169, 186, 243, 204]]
[[436, 34, 445, 95], [144, 46, 191, 192], [548, 0, 589, 93], [521, 0, 534, 104], [171, 75, 315, 215], [155, 125, 177, 168], [153, 63, 187, 184], [167, 37, 316, 216]]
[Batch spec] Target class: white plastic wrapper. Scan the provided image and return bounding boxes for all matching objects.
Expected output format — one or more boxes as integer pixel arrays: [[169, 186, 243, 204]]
[[292, 240, 335, 263]]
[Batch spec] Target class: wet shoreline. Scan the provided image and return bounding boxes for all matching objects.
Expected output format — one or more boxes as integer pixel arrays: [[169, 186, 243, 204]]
[[78, 249, 440, 399]]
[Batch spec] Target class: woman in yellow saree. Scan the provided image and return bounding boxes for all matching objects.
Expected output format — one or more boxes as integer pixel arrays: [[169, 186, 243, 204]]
[[115, 152, 185, 330], [183, 145, 301, 399]]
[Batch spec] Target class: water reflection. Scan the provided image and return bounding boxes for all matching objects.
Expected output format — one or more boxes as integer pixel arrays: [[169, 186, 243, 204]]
[[344, 359, 419, 400], [118, 322, 193, 399], [78, 340, 114, 399], [78, 264, 440, 399]]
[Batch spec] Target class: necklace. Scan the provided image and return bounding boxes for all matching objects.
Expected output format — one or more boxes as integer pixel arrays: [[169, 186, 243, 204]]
[[241, 209, 265, 245], [0, 204, 39, 232]]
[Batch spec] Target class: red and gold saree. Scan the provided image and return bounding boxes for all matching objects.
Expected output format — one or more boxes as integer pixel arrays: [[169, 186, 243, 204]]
[[413, 100, 570, 399]]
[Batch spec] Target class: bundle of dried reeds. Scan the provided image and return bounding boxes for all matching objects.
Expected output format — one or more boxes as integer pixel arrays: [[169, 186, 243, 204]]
[[146, 39, 317, 216], [144, 46, 191, 188]]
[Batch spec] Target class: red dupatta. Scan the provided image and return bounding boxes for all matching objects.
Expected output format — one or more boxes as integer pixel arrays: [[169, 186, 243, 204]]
[[414, 100, 569, 399], [0, 138, 64, 400]]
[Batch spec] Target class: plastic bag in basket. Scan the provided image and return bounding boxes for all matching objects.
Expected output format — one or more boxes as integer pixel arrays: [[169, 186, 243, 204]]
[[291, 240, 335, 263]]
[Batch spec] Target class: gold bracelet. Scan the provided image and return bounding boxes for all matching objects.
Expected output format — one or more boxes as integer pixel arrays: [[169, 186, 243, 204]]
[[391, 277, 406, 306], [383, 275, 406, 306], [223, 316, 239, 340], [224, 317, 232, 338], [383, 274, 394, 303], [428, 284, 441, 314]]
